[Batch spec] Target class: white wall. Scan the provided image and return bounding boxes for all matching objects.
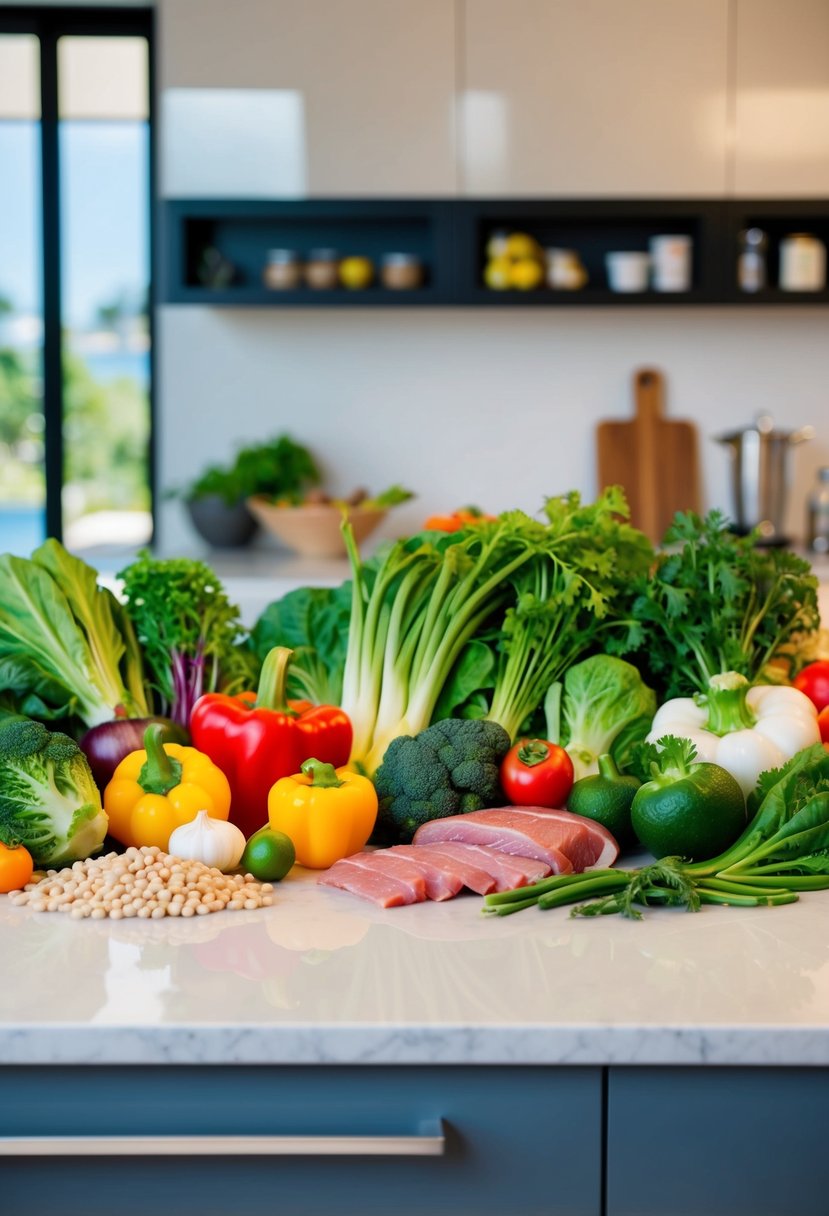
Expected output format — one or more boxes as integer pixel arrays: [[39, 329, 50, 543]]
[[158, 306, 829, 552]]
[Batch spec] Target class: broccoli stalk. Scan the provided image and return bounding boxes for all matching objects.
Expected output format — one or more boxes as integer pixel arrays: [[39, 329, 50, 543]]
[[373, 718, 511, 843], [0, 717, 108, 867]]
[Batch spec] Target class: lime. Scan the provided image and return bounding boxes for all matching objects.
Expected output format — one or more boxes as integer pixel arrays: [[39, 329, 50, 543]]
[[567, 775, 639, 849], [631, 764, 746, 862], [241, 827, 296, 882]]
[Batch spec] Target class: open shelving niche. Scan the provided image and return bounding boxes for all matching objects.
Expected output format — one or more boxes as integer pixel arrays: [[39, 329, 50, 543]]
[[162, 199, 829, 307]]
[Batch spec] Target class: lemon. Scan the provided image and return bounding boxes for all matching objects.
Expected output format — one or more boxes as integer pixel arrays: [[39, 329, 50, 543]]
[[241, 827, 296, 882], [505, 232, 542, 260], [509, 258, 544, 290], [339, 256, 374, 290], [484, 257, 513, 290]]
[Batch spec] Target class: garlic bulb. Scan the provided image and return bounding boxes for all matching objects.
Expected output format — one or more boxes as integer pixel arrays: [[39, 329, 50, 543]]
[[168, 811, 247, 872]]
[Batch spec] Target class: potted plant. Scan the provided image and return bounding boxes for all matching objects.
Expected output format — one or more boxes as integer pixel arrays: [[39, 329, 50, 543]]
[[171, 436, 321, 549]]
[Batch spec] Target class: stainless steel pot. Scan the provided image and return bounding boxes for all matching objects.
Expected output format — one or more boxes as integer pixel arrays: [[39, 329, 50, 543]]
[[715, 415, 814, 542]]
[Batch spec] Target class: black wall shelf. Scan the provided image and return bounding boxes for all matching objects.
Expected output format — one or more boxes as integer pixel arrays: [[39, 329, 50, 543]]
[[162, 198, 829, 308]]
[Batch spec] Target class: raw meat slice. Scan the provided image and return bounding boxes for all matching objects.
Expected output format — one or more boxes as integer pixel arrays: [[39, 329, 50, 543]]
[[345, 851, 428, 903], [318, 857, 421, 908], [399, 843, 497, 896], [413, 806, 618, 872], [414, 842, 551, 892], [384, 846, 466, 900]]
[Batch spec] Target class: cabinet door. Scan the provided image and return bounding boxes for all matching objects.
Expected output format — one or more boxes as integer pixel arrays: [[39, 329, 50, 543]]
[[461, 0, 730, 196], [160, 0, 457, 196], [733, 0, 829, 195], [0, 1065, 602, 1216], [607, 1067, 829, 1216]]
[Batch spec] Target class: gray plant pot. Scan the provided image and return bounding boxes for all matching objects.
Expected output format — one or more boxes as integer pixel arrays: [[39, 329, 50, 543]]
[[186, 495, 258, 548]]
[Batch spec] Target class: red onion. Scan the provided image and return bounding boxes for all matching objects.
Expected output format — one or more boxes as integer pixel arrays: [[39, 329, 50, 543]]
[[79, 717, 190, 792]]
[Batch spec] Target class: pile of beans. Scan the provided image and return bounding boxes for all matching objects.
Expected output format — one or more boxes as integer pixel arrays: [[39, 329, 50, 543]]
[[7, 845, 274, 920]]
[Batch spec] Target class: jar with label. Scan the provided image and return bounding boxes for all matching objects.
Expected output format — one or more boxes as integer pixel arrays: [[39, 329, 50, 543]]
[[779, 234, 827, 292], [263, 249, 301, 290], [737, 228, 767, 292], [807, 467, 829, 554], [304, 249, 339, 290], [545, 248, 588, 290], [381, 253, 423, 290]]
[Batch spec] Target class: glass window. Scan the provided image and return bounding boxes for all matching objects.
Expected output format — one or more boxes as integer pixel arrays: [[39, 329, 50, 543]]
[[0, 34, 44, 556], [59, 33, 152, 551]]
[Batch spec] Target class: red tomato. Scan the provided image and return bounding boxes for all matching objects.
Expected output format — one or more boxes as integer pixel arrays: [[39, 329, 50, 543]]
[[793, 661, 829, 712], [818, 705, 829, 745], [500, 738, 575, 808]]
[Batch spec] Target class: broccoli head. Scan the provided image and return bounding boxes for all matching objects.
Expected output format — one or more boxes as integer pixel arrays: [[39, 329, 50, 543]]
[[0, 716, 108, 867], [373, 718, 511, 843]]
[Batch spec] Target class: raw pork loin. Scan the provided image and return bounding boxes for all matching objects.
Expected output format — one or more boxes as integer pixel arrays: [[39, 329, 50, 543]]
[[413, 806, 618, 872]]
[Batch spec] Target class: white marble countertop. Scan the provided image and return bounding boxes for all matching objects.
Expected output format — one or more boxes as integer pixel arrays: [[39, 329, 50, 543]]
[[3, 865, 829, 1068]]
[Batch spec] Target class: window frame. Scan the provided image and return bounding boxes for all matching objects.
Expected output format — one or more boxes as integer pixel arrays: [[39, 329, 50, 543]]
[[0, 5, 155, 544]]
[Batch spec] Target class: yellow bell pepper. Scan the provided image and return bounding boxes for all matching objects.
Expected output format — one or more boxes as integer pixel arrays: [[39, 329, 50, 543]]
[[104, 723, 231, 850], [268, 758, 378, 870]]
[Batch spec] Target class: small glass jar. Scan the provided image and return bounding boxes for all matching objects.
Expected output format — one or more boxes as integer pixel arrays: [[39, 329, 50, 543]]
[[263, 249, 302, 290], [381, 253, 424, 290], [304, 249, 340, 290], [779, 233, 827, 292], [737, 228, 767, 293]]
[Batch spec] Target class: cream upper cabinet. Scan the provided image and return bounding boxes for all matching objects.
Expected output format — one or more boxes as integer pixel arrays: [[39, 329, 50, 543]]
[[460, 0, 730, 196], [733, 0, 829, 196], [159, 0, 457, 196]]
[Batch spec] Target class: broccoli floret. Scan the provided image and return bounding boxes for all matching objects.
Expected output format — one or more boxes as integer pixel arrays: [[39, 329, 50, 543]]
[[0, 716, 108, 867], [373, 718, 511, 843]]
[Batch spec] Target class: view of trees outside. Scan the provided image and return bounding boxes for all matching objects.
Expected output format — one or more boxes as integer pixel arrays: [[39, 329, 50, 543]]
[[0, 32, 151, 557]]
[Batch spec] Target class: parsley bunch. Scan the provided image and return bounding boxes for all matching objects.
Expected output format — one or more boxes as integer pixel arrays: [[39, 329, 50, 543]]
[[628, 510, 819, 699], [118, 554, 257, 727]]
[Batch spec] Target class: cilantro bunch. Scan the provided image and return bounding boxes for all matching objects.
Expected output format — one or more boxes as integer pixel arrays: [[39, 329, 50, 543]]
[[628, 510, 820, 699]]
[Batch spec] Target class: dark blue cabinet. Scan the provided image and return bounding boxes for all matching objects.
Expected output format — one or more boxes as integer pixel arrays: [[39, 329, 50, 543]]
[[607, 1067, 829, 1216], [0, 1065, 603, 1216]]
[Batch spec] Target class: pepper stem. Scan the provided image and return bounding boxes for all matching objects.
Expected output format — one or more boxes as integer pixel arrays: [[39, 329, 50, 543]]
[[701, 672, 756, 736], [138, 723, 183, 795], [255, 646, 294, 712], [301, 758, 344, 788], [597, 754, 622, 781]]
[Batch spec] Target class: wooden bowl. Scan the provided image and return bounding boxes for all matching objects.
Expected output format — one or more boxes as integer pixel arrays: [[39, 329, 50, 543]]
[[246, 498, 387, 558]]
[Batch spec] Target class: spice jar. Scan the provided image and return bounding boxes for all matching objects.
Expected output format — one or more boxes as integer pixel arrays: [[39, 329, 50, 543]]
[[381, 253, 424, 291], [779, 234, 827, 291], [263, 249, 301, 290], [304, 249, 339, 290]]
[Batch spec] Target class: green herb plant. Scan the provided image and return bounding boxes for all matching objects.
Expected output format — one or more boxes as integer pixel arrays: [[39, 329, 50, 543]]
[[118, 553, 257, 727], [630, 509, 819, 699]]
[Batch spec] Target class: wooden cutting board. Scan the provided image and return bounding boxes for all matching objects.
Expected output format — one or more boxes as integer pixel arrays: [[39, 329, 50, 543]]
[[596, 367, 701, 542]]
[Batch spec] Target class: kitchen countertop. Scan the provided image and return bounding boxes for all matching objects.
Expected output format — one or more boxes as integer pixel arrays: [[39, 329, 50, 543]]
[[3, 866, 829, 1069]]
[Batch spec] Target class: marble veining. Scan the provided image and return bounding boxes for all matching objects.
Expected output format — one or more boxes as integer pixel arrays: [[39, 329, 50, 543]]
[[3, 866, 829, 1067]]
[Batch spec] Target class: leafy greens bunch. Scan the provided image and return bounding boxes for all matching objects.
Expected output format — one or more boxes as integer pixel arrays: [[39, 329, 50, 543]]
[[484, 742, 829, 919], [629, 509, 819, 699], [0, 540, 150, 727], [338, 486, 654, 773], [118, 553, 256, 727]]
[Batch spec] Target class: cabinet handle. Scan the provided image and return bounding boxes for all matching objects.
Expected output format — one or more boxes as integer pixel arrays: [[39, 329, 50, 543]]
[[0, 1121, 446, 1158]]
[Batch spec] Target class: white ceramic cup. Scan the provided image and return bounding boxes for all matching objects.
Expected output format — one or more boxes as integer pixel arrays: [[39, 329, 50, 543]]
[[605, 251, 650, 292], [649, 234, 693, 292]]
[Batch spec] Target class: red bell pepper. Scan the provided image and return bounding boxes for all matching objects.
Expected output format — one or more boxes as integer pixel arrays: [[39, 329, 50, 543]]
[[189, 647, 352, 839]]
